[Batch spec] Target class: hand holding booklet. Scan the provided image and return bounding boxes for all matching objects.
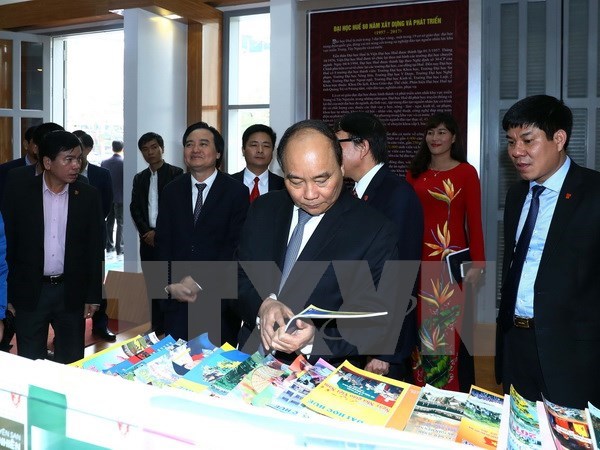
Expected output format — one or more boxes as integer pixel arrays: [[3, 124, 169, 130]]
[[284, 304, 387, 333]]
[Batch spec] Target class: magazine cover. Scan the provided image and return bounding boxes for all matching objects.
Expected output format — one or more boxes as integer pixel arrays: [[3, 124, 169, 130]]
[[261, 358, 336, 417], [542, 396, 592, 449], [585, 402, 600, 450], [78, 335, 158, 372], [455, 385, 504, 448], [104, 335, 177, 376], [180, 348, 249, 387], [284, 304, 387, 333], [404, 383, 468, 440], [301, 360, 415, 427], [507, 385, 543, 449], [227, 354, 291, 404], [209, 352, 265, 397]]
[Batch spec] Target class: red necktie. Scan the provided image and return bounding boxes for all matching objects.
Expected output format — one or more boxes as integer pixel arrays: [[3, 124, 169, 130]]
[[249, 176, 260, 203]]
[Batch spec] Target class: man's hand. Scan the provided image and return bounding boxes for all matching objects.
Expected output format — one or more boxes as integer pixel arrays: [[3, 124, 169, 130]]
[[167, 276, 202, 303], [7, 303, 15, 316], [270, 319, 315, 354], [258, 298, 293, 351], [0, 320, 4, 343], [142, 230, 155, 247], [84, 303, 99, 319], [364, 357, 390, 376]]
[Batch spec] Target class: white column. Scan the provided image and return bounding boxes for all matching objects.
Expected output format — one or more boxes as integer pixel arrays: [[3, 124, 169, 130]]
[[122, 8, 187, 271]]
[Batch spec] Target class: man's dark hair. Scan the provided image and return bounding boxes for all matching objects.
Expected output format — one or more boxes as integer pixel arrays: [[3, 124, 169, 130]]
[[277, 119, 342, 172], [39, 131, 82, 161], [112, 140, 124, 152], [138, 132, 164, 150], [182, 122, 224, 169], [73, 130, 94, 149], [333, 112, 388, 164], [32, 122, 64, 147], [408, 112, 466, 178], [242, 124, 277, 149], [502, 95, 573, 150], [24, 125, 37, 142]]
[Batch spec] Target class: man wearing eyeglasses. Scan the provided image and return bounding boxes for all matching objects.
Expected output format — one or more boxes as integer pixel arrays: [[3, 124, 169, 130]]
[[236, 119, 416, 371], [334, 112, 423, 381]]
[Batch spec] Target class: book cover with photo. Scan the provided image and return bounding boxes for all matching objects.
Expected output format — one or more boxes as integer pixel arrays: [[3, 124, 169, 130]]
[[404, 383, 468, 440], [302, 360, 418, 427], [455, 385, 504, 448], [506, 385, 543, 450], [585, 402, 600, 450], [542, 395, 592, 450]]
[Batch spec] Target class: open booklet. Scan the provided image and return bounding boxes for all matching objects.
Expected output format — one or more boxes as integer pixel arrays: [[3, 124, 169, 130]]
[[284, 304, 387, 333]]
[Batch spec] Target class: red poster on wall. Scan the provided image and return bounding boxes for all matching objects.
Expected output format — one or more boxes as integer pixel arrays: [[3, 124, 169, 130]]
[[309, 0, 468, 176]]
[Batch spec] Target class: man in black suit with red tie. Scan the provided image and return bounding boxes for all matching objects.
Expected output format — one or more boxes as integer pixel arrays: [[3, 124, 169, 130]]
[[130, 132, 183, 335], [497, 95, 600, 409], [334, 112, 423, 381], [236, 120, 416, 369], [230, 124, 284, 202], [156, 122, 248, 344]]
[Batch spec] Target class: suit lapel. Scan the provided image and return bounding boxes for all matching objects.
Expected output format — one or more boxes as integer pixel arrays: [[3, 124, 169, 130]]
[[506, 181, 529, 257], [362, 165, 387, 203], [538, 163, 584, 271]]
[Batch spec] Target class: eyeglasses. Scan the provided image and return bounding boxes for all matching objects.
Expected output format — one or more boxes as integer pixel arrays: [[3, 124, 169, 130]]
[[337, 137, 363, 144]]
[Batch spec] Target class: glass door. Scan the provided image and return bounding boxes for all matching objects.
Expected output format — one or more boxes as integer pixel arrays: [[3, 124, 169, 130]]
[[0, 30, 50, 163]]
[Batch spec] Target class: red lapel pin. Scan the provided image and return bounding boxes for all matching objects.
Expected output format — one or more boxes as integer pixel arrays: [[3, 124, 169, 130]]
[[565, 193, 571, 199]]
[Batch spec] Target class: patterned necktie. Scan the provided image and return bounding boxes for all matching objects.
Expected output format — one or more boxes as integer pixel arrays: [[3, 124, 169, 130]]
[[504, 184, 545, 314], [279, 209, 312, 293], [193, 183, 207, 225], [249, 176, 260, 203]]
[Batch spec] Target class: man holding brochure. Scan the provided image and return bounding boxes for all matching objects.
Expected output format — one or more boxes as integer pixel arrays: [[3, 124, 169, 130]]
[[236, 119, 419, 373]]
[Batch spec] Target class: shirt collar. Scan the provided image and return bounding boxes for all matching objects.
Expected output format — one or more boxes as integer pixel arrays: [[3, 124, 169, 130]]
[[355, 162, 384, 198], [191, 168, 218, 190], [42, 172, 69, 195], [243, 168, 268, 184], [532, 156, 570, 193]]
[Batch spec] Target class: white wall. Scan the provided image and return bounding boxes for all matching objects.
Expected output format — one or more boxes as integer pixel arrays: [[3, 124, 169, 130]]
[[123, 8, 187, 271]]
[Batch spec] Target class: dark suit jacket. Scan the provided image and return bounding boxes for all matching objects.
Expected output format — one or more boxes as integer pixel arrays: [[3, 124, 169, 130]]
[[361, 165, 423, 363], [230, 169, 285, 192], [496, 161, 600, 408], [101, 154, 123, 203], [237, 189, 402, 368], [154, 170, 249, 341], [0, 157, 26, 203], [130, 162, 184, 240], [3, 175, 104, 312], [86, 163, 114, 219]]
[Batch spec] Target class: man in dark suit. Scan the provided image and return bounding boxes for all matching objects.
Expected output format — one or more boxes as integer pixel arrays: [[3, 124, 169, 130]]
[[230, 124, 284, 202], [4, 131, 104, 364], [496, 95, 600, 409], [73, 130, 116, 342], [0, 124, 38, 202], [334, 111, 423, 380], [156, 122, 249, 343], [101, 141, 124, 255], [130, 132, 183, 335], [236, 120, 417, 369]]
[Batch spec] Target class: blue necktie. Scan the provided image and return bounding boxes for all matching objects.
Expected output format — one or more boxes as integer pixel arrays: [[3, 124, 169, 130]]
[[505, 185, 545, 315], [279, 209, 312, 293]]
